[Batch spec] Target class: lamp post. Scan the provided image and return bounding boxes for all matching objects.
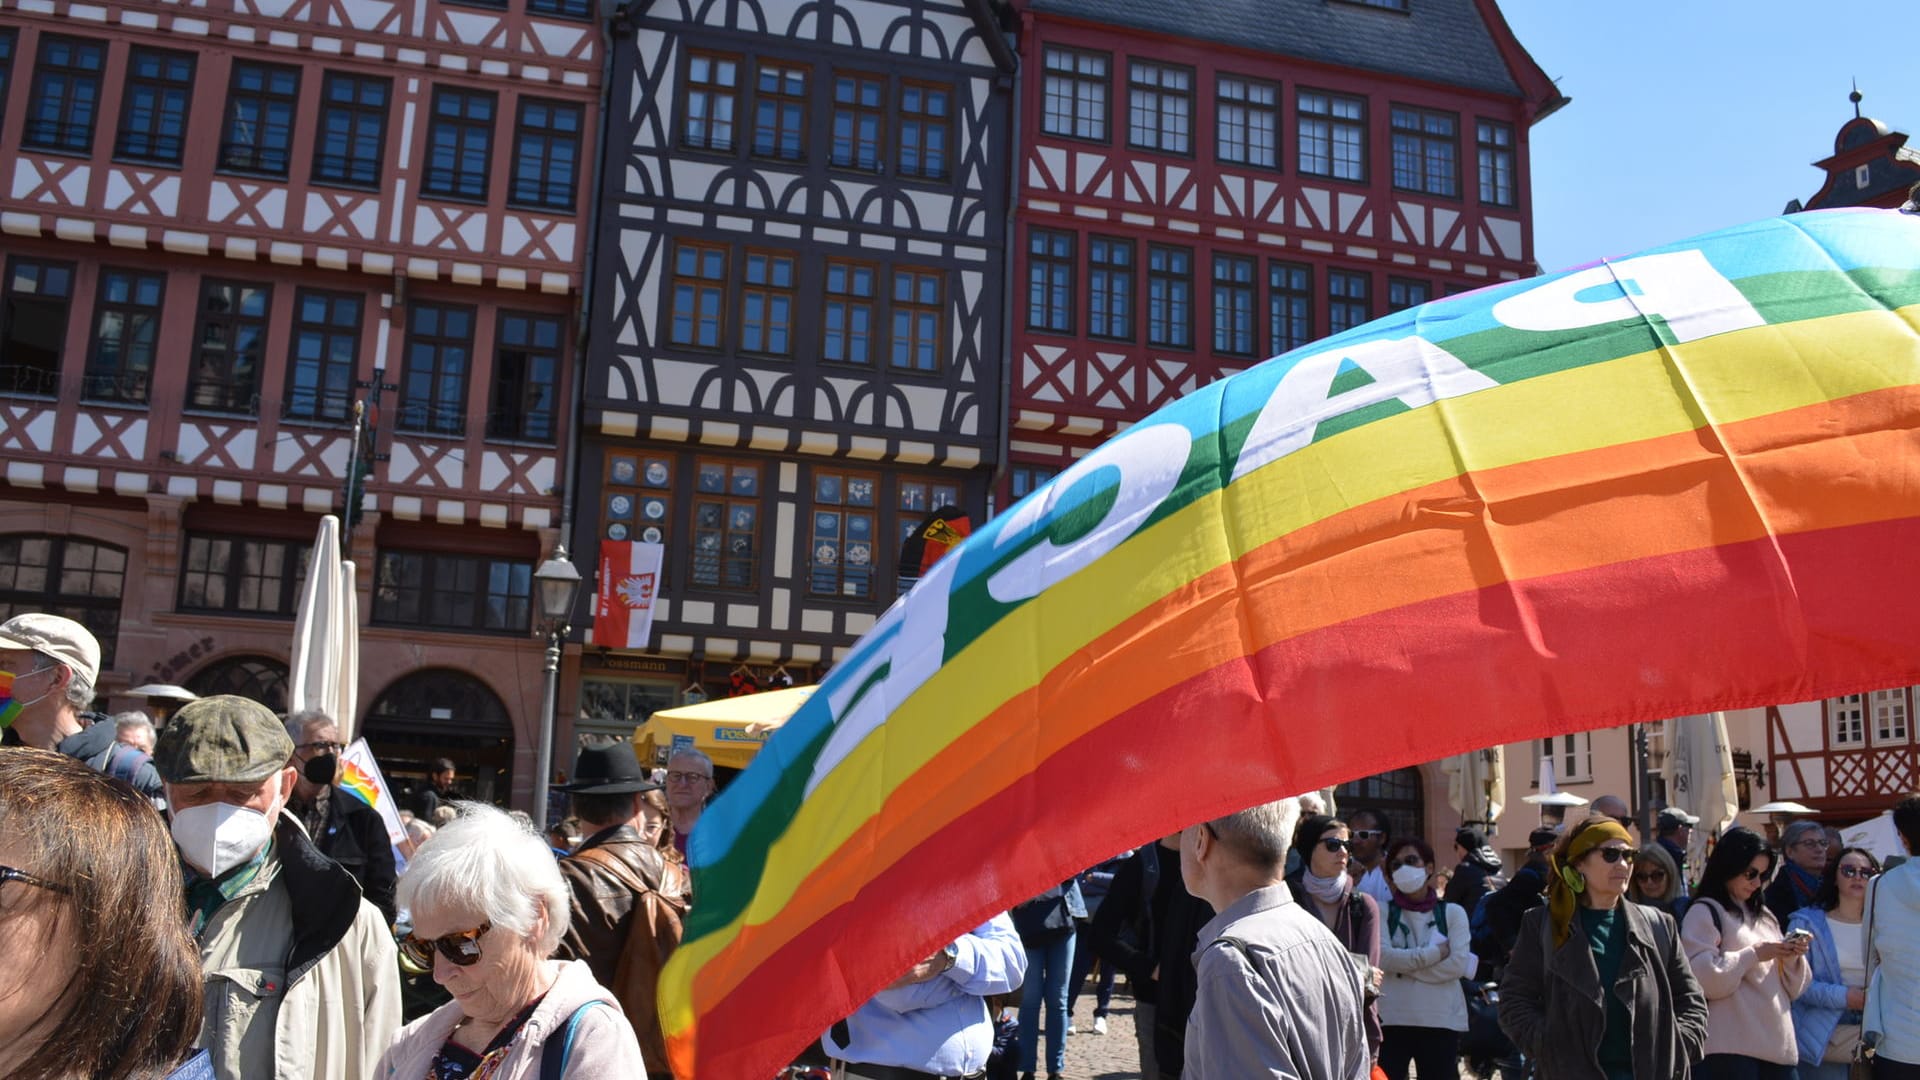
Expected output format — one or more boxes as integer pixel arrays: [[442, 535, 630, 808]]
[[532, 545, 582, 832]]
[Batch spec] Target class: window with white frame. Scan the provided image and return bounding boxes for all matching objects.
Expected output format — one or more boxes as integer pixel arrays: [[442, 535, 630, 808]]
[[1541, 731, 1593, 783], [1827, 694, 1866, 747], [1871, 688, 1911, 746]]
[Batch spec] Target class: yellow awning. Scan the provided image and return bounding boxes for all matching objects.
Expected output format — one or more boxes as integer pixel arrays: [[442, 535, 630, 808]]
[[632, 685, 815, 770]]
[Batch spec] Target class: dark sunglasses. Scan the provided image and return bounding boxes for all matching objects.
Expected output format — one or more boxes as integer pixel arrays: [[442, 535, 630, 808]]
[[1839, 865, 1878, 880], [1393, 855, 1425, 869], [1320, 838, 1351, 853], [1633, 868, 1668, 881], [1593, 847, 1637, 865], [0, 864, 68, 894], [1738, 867, 1769, 882], [1351, 830, 1385, 841], [399, 923, 491, 968]]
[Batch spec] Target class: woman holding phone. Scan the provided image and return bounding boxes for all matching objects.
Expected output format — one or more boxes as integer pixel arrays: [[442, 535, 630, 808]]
[[1683, 827, 1811, 1080]]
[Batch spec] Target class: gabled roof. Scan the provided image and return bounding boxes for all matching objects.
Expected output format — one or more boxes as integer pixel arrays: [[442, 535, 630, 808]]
[[1025, 0, 1561, 110]]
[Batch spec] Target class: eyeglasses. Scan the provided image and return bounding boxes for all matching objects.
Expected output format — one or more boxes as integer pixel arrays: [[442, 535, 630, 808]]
[[1738, 867, 1769, 882], [1796, 838, 1831, 850], [665, 771, 711, 785], [1839, 865, 1878, 880], [1320, 838, 1351, 854], [1633, 869, 1668, 882], [296, 740, 342, 755], [1351, 830, 1385, 841], [398, 923, 491, 968], [1393, 856, 1425, 870], [1593, 847, 1638, 865], [0, 865, 68, 895]]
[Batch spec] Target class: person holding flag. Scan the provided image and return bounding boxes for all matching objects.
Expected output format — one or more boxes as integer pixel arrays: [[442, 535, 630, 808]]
[[287, 709, 398, 923]]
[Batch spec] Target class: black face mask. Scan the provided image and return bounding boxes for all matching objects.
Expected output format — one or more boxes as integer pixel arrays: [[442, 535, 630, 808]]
[[303, 753, 338, 786]]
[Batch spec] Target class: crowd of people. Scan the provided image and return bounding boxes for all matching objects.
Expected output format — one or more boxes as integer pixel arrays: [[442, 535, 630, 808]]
[[6, 607, 1920, 1080]]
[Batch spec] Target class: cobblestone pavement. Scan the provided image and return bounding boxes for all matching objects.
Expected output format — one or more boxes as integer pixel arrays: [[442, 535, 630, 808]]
[[1056, 981, 1145, 1080]]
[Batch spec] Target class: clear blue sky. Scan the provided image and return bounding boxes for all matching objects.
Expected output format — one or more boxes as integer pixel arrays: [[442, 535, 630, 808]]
[[1500, 1, 1920, 273]]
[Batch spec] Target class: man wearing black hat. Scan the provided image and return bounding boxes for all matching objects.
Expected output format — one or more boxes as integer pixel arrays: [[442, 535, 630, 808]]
[[554, 740, 685, 1078]]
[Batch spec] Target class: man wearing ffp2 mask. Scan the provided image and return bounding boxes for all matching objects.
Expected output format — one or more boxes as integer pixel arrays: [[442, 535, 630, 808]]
[[153, 694, 400, 1080]]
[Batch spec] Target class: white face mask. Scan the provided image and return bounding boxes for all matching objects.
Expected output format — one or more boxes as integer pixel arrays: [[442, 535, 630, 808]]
[[171, 802, 275, 877], [1392, 864, 1430, 895]]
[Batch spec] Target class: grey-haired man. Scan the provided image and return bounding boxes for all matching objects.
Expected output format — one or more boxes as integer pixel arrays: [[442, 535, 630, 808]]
[[1178, 797, 1368, 1080]]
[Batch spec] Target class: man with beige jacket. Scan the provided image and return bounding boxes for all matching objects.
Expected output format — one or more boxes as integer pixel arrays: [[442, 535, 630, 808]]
[[153, 695, 401, 1079]]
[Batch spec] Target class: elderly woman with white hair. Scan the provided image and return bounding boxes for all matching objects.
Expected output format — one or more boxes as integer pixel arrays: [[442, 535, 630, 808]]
[[377, 804, 646, 1079]]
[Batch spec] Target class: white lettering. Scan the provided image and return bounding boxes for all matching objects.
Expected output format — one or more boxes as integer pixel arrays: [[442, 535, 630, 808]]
[[1231, 336, 1497, 483], [986, 423, 1193, 605], [805, 551, 957, 796], [1490, 250, 1764, 344]]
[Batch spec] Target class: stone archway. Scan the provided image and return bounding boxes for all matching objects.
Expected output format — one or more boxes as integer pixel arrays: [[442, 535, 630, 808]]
[[362, 668, 514, 806], [185, 654, 291, 714]]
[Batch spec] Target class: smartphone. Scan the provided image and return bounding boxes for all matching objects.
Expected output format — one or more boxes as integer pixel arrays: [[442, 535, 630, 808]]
[[1785, 928, 1813, 944]]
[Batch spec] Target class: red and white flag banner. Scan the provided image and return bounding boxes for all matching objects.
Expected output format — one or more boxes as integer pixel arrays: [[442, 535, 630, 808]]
[[595, 540, 666, 650]]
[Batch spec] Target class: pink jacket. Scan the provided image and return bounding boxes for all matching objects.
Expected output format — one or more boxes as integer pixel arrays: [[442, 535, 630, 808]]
[[1682, 898, 1811, 1065], [376, 959, 647, 1080]]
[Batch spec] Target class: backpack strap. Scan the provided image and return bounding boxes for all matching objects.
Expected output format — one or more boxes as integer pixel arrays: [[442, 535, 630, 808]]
[[101, 742, 152, 785], [570, 844, 653, 897], [539, 1000, 611, 1079]]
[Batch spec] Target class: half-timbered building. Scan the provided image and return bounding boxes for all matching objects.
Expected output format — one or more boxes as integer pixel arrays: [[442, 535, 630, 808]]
[[0, 0, 600, 800], [1002, 0, 1565, 493], [1763, 694, 1918, 820], [575, 0, 1014, 734]]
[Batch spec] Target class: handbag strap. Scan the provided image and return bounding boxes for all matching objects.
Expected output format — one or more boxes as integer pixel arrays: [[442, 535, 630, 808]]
[[1861, 874, 1881, 1040]]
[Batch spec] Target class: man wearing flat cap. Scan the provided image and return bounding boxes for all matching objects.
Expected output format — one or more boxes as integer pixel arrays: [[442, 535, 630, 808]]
[[0, 612, 164, 800], [153, 694, 399, 1080], [555, 740, 686, 1077]]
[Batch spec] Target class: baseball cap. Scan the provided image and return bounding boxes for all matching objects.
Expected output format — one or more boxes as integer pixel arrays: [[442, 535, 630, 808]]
[[1528, 826, 1562, 849], [1657, 808, 1700, 829], [153, 695, 296, 784], [0, 613, 102, 686]]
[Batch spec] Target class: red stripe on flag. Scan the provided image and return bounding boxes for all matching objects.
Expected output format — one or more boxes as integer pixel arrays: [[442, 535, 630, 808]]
[[676, 512, 1920, 1077]]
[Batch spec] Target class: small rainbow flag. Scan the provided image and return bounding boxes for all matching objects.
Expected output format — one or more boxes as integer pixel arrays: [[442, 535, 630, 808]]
[[0, 671, 20, 728], [339, 738, 405, 845]]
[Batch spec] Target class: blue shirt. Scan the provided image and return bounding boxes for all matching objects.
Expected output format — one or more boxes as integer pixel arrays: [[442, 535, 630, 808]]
[[822, 912, 1027, 1075]]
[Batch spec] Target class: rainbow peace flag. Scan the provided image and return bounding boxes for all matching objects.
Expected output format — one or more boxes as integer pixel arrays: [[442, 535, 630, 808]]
[[660, 209, 1920, 1077], [0, 671, 19, 728], [338, 738, 406, 845]]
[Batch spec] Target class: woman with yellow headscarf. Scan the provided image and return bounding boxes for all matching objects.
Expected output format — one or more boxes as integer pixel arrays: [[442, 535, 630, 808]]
[[1497, 815, 1709, 1079]]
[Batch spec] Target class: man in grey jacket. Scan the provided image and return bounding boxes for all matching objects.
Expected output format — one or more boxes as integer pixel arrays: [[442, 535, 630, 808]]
[[1178, 796, 1369, 1080]]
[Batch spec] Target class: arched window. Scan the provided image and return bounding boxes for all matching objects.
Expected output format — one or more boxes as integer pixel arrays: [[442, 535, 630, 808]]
[[0, 534, 127, 666], [186, 655, 291, 714], [364, 668, 514, 804], [1337, 766, 1425, 848]]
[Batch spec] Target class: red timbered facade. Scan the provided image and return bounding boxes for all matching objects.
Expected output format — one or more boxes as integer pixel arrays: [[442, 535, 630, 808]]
[[1003, 0, 1565, 495], [0, 0, 599, 803], [1766, 695, 1919, 819]]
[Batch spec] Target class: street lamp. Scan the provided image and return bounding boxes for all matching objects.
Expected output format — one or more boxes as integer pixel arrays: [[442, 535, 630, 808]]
[[532, 545, 582, 832]]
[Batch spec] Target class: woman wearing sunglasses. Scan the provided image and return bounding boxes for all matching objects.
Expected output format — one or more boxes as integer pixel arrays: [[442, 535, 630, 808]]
[[378, 804, 645, 1079], [1683, 826, 1811, 1080], [1374, 836, 1472, 1080], [1498, 816, 1708, 1080], [0, 749, 205, 1080], [1286, 814, 1384, 1065], [1788, 846, 1882, 1080], [1628, 843, 1686, 919]]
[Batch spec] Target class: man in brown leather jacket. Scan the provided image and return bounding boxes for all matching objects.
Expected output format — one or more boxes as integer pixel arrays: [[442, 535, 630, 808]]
[[554, 742, 685, 1077]]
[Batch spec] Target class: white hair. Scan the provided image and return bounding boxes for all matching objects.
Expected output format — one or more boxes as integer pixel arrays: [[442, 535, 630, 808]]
[[33, 651, 94, 713], [112, 711, 155, 738], [397, 803, 570, 956], [667, 746, 714, 775], [284, 710, 335, 743], [1207, 796, 1303, 871]]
